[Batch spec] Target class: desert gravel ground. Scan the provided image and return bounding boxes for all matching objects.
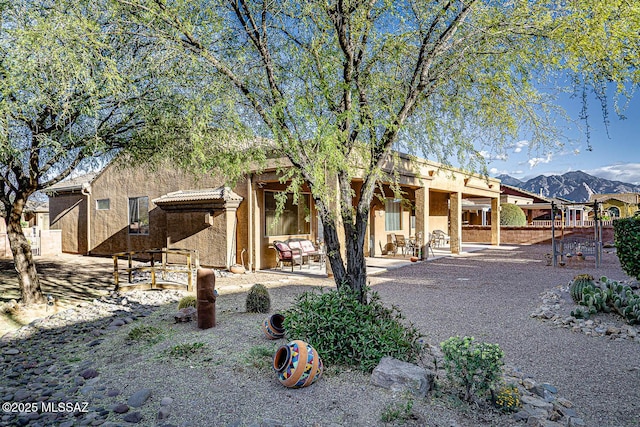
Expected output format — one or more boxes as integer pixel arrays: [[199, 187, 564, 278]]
[[368, 244, 640, 427], [1, 245, 639, 426]]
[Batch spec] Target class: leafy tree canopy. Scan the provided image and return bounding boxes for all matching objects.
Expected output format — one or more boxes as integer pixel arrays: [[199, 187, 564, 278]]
[[109, 0, 639, 301]]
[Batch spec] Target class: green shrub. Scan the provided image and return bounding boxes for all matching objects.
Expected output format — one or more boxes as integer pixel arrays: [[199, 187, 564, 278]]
[[613, 217, 640, 280], [380, 394, 415, 424], [166, 342, 206, 359], [493, 384, 521, 413], [440, 336, 504, 402], [282, 287, 424, 372], [127, 325, 163, 344], [499, 203, 527, 226], [246, 283, 271, 313], [177, 295, 197, 309]]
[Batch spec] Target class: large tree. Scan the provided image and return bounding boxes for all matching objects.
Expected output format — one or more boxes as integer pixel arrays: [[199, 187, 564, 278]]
[[0, 0, 188, 304], [114, 0, 639, 302]]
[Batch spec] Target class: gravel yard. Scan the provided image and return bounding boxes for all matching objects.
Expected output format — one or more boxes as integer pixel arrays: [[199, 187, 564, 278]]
[[0, 244, 638, 426]]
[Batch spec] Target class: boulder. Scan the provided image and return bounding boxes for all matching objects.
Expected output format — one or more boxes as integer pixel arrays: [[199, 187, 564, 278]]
[[370, 357, 434, 397], [174, 307, 197, 323]]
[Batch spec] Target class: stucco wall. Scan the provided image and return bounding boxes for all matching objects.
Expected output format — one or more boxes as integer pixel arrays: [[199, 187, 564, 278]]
[[429, 191, 449, 232], [49, 193, 87, 254], [463, 225, 614, 245], [89, 163, 224, 258]]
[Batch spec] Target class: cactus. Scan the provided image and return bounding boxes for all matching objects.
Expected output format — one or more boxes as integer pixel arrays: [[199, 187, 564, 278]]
[[178, 295, 197, 309], [246, 283, 271, 313], [573, 275, 640, 325], [570, 274, 595, 303]]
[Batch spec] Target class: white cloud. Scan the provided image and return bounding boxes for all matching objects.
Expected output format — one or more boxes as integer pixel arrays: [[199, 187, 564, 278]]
[[527, 152, 554, 169], [509, 140, 529, 153], [489, 167, 499, 175], [587, 163, 640, 185]]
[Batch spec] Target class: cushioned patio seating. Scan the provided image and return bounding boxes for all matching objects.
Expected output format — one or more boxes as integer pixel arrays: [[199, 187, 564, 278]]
[[286, 238, 320, 267], [272, 240, 303, 271]]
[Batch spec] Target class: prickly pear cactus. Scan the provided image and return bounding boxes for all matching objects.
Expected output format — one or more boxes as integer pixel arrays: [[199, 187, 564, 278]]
[[570, 274, 595, 303]]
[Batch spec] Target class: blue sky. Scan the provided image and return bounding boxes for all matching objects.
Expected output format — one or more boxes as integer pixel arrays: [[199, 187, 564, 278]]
[[485, 90, 640, 185]]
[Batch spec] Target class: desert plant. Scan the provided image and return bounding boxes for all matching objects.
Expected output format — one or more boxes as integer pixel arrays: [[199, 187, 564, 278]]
[[499, 203, 526, 226], [380, 394, 415, 424], [177, 295, 197, 309], [246, 283, 271, 313], [571, 276, 640, 325], [493, 384, 521, 413], [166, 342, 206, 359], [613, 217, 640, 280], [570, 274, 595, 303], [127, 325, 164, 344], [440, 336, 504, 402], [282, 286, 424, 372]]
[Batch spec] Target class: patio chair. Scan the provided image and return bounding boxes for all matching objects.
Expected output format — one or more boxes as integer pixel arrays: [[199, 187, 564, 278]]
[[390, 233, 407, 256], [433, 229, 450, 247], [272, 240, 303, 271]]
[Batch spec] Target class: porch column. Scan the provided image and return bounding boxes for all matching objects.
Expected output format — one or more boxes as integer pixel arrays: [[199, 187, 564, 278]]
[[491, 197, 500, 246], [225, 207, 236, 270], [450, 192, 462, 254], [415, 187, 430, 259]]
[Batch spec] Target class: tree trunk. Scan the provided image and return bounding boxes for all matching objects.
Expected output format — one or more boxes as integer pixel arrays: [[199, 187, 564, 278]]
[[319, 198, 369, 304], [5, 200, 44, 305]]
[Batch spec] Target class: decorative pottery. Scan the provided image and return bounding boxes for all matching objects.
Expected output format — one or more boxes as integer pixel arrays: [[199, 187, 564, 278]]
[[262, 313, 285, 340], [410, 256, 418, 262], [273, 340, 323, 388], [229, 264, 246, 274]]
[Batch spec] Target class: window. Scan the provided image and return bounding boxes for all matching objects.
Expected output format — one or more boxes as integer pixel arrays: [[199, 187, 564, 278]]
[[608, 207, 620, 218], [385, 198, 402, 231], [96, 199, 110, 210], [264, 191, 311, 236], [128, 196, 149, 235]]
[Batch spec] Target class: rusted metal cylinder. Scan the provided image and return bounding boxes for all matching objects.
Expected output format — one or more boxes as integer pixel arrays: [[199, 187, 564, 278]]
[[197, 268, 216, 329]]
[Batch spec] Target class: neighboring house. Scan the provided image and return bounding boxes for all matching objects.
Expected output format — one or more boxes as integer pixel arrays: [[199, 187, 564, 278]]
[[1, 200, 61, 258], [46, 154, 501, 271], [499, 184, 589, 226], [589, 193, 640, 219]]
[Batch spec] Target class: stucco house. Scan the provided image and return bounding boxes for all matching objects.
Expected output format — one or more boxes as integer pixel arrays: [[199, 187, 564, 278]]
[[46, 153, 501, 271], [589, 193, 640, 219]]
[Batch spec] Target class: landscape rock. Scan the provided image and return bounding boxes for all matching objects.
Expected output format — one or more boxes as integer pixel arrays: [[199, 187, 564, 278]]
[[127, 388, 152, 407], [174, 307, 197, 323], [123, 411, 143, 423], [370, 357, 434, 397]]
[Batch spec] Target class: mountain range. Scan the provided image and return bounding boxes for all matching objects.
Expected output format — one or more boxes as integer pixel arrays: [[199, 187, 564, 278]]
[[496, 171, 640, 202]]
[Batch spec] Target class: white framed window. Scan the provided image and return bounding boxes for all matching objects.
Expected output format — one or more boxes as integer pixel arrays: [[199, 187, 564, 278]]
[[385, 198, 402, 231], [128, 196, 149, 235], [264, 191, 311, 236], [96, 199, 110, 210]]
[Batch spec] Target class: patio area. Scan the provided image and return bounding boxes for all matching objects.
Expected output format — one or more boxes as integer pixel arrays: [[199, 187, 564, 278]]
[[265, 243, 512, 277]]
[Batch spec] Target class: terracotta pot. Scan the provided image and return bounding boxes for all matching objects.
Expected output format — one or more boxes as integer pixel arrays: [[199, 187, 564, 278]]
[[262, 313, 285, 340], [410, 256, 418, 262], [229, 264, 245, 274], [273, 340, 323, 388]]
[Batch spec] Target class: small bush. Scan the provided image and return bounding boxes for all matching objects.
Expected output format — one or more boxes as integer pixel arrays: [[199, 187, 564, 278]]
[[127, 325, 163, 344], [500, 203, 526, 226], [613, 217, 640, 280], [493, 384, 521, 413], [440, 336, 504, 402], [246, 284, 271, 313], [282, 286, 424, 372], [166, 342, 206, 359], [380, 394, 415, 424], [177, 296, 197, 309]]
